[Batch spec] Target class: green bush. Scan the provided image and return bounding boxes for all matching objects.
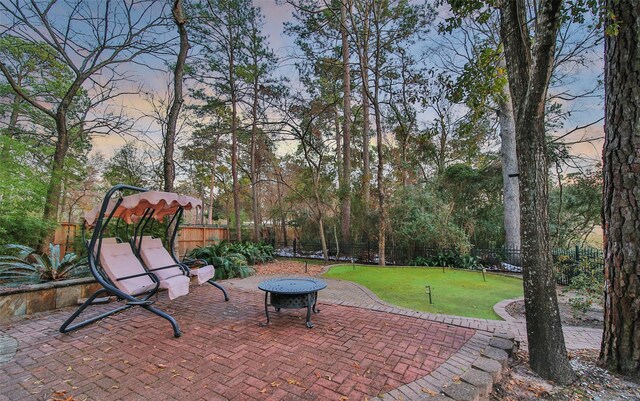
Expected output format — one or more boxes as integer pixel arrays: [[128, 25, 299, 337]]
[[389, 186, 471, 253], [0, 244, 89, 284], [188, 242, 261, 280], [564, 257, 604, 315], [410, 250, 480, 270]]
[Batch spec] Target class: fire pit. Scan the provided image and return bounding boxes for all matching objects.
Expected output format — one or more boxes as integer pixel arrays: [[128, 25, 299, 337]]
[[258, 277, 327, 328]]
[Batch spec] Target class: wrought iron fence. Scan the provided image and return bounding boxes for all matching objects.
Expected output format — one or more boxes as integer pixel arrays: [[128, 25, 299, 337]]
[[269, 239, 603, 286]]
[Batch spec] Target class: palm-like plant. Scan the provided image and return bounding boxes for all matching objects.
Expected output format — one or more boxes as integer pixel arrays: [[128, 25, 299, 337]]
[[0, 244, 88, 284]]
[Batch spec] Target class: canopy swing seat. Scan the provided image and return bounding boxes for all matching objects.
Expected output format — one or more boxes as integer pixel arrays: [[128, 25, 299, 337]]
[[59, 184, 228, 338]]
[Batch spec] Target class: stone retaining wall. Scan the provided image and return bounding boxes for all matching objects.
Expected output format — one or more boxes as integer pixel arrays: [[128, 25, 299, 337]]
[[0, 278, 100, 320]]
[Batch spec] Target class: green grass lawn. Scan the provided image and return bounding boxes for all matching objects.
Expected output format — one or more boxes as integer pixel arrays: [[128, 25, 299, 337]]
[[323, 265, 523, 319]]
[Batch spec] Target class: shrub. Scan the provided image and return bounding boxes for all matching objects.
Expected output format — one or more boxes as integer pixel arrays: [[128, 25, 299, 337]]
[[223, 242, 273, 265], [0, 244, 89, 284], [564, 258, 604, 316], [389, 186, 471, 253], [188, 243, 257, 280], [411, 250, 480, 270]]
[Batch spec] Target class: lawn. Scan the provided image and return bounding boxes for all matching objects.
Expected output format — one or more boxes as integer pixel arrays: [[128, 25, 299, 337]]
[[323, 265, 523, 319]]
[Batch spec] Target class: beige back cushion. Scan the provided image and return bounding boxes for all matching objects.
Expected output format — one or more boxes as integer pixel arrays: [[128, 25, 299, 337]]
[[139, 238, 184, 280], [99, 243, 156, 295]]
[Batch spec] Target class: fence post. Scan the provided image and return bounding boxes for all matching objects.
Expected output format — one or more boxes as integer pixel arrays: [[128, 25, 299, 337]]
[[293, 238, 297, 258], [575, 245, 580, 263], [367, 240, 371, 263]]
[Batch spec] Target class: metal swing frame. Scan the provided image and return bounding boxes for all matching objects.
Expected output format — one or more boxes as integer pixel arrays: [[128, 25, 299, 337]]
[[59, 184, 227, 338]]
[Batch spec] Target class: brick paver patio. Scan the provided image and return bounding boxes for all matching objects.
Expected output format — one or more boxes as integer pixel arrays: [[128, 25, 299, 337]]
[[1, 284, 476, 401], [1, 272, 596, 400]]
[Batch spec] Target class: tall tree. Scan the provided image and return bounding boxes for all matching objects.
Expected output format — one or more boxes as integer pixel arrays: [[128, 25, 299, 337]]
[[164, 0, 191, 192], [0, 0, 168, 244], [365, 0, 433, 265], [600, 0, 640, 378], [190, 0, 252, 241], [244, 5, 278, 242], [345, 0, 373, 218], [339, 0, 352, 242], [499, 0, 575, 382]]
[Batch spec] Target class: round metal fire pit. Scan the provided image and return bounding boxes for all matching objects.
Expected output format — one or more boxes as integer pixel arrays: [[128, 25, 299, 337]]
[[258, 278, 327, 328]]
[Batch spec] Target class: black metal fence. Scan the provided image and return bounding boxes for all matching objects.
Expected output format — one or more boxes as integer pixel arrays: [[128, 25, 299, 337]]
[[271, 239, 603, 286]]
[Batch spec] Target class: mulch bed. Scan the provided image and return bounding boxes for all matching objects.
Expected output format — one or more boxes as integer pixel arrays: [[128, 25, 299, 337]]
[[505, 291, 603, 329], [491, 350, 640, 400], [253, 259, 328, 276]]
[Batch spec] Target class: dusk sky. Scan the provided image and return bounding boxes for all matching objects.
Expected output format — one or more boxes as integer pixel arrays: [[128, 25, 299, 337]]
[[92, 0, 604, 171]]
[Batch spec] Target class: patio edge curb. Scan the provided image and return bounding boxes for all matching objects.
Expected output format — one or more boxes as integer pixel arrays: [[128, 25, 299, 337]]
[[368, 331, 517, 401]]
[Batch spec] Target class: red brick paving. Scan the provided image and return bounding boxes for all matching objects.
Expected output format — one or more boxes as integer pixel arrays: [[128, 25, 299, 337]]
[[0, 285, 474, 401]]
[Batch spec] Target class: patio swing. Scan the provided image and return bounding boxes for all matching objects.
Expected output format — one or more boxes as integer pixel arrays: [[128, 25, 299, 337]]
[[59, 184, 228, 338]]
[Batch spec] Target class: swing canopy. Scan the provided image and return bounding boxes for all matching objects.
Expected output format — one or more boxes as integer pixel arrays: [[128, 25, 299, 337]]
[[84, 191, 202, 227]]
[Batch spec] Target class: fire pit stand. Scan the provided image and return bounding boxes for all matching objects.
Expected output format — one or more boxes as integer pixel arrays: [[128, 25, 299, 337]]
[[258, 278, 327, 328]]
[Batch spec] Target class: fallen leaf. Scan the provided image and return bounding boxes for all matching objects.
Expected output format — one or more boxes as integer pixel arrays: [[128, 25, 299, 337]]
[[339, 397, 348, 401], [421, 388, 437, 396], [287, 379, 301, 386], [66, 366, 73, 372], [259, 388, 267, 394], [270, 381, 281, 388], [324, 374, 332, 381], [157, 363, 167, 369]]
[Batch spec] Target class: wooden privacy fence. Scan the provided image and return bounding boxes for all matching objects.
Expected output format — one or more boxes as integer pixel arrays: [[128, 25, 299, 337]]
[[176, 225, 229, 256], [53, 223, 229, 258], [53, 222, 80, 256]]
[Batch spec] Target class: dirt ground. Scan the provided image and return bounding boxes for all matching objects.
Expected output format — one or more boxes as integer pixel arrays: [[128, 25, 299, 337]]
[[252, 258, 328, 276], [491, 350, 640, 400], [505, 289, 603, 329]]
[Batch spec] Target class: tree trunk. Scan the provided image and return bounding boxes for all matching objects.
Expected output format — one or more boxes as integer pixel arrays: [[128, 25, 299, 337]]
[[372, 5, 385, 266], [362, 72, 371, 212], [499, 0, 575, 383], [372, 71, 385, 266], [401, 139, 409, 187], [7, 93, 21, 137], [361, 16, 371, 216], [251, 74, 260, 242], [230, 49, 242, 242], [208, 173, 215, 225], [318, 216, 328, 262], [42, 112, 70, 241], [375, 98, 385, 266], [340, 0, 352, 243], [164, 0, 190, 193], [599, 0, 640, 378], [275, 179, 288, 246], [497, 79, 521, 252], [334, 106, 342, 189]]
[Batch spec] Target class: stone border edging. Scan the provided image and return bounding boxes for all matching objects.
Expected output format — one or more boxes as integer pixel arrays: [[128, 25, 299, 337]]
[[368, 331, 516, 401], [492, 297, 525, 322]]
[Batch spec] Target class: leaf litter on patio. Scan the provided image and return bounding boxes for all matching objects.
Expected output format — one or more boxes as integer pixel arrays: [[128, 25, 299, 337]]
[[491, 350, 640, 400]]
